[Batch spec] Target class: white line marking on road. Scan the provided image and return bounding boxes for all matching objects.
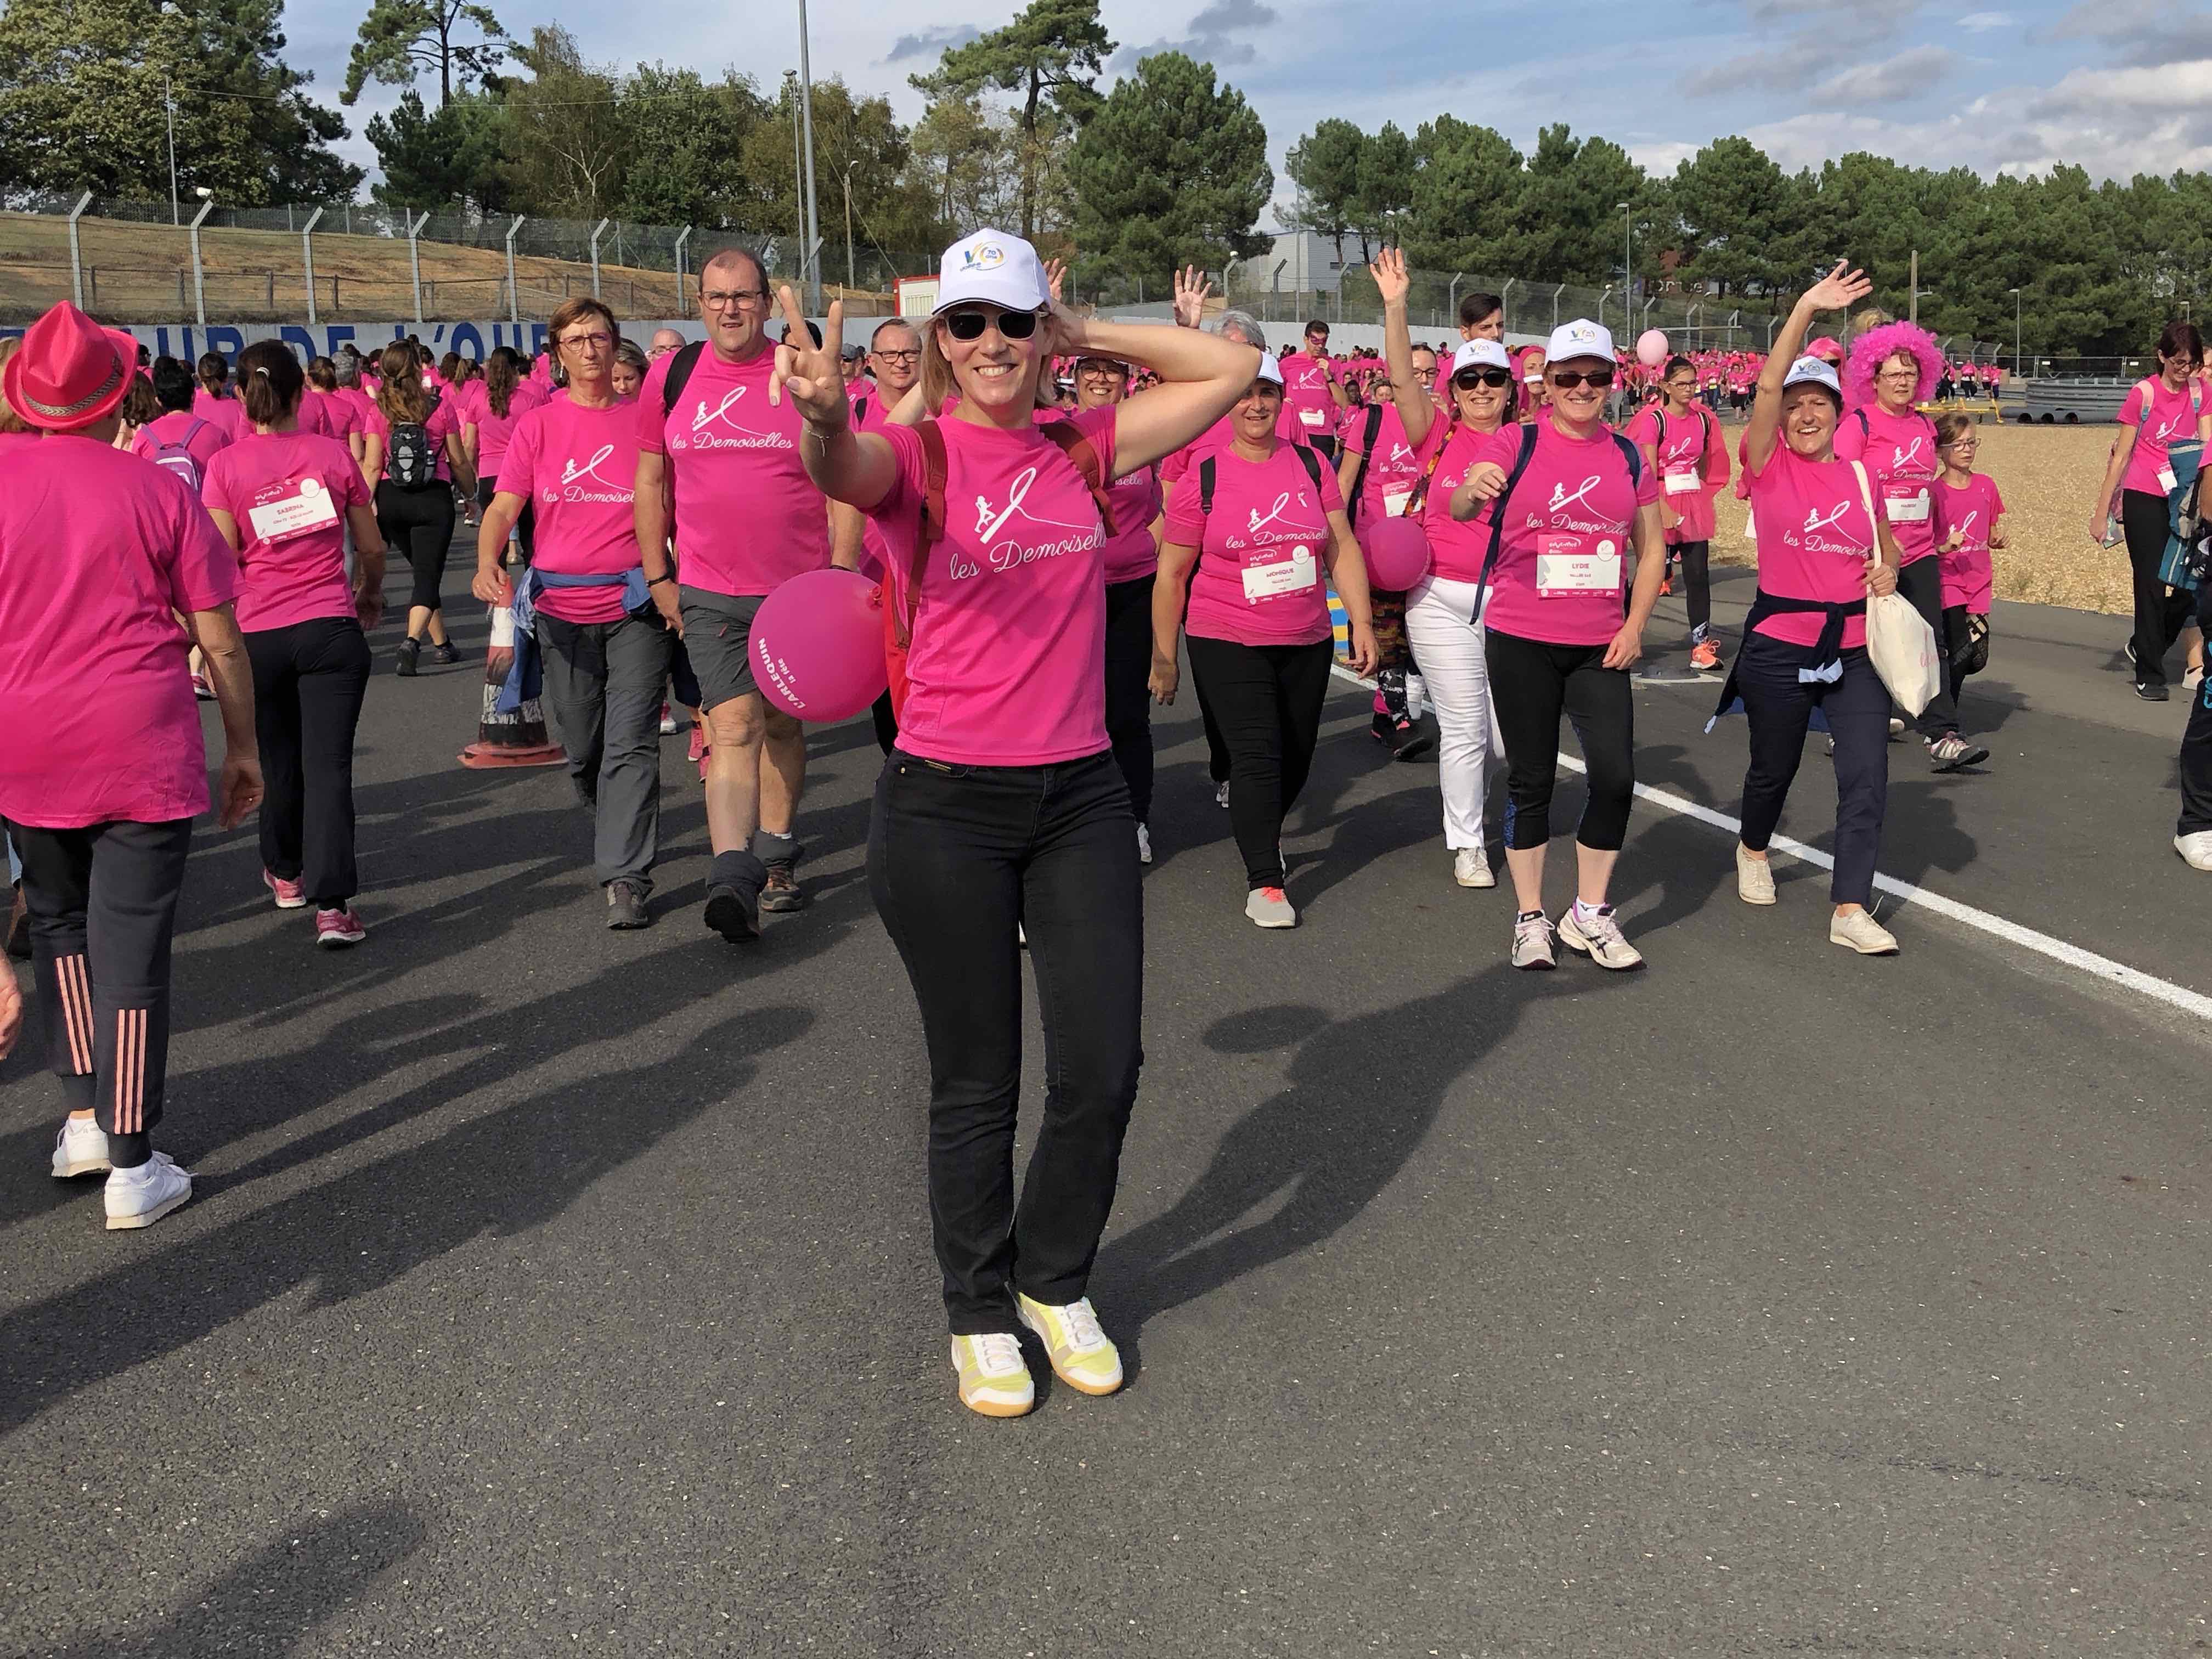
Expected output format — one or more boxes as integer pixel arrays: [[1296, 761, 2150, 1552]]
[[1328, 662, 2212, 1021]]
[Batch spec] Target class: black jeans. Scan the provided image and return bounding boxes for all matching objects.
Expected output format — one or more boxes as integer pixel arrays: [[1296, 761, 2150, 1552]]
[[1485, 628, 1634, 851], [1734, 634, 1890, 906], [246, 617, 372, 907], [2180, 678, 2212, 836], [1673, 539, 1712, 637], [869, 748, 1143, 1334], [1104, 574, 1156, 822], [376, 481, 456, 616], [5, 816, 194, 1156], [1894, 556, 1959, 739], [2123, 488, 2192, 688], [1185, 635, 1333, 888], [1941, 604, 1982, 730]]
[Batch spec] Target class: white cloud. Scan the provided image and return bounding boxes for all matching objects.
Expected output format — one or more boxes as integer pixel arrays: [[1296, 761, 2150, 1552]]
[[1809, 44, 1967, 105], [1958, 10, 2015, 30], [1742, 98, 2212, 181]]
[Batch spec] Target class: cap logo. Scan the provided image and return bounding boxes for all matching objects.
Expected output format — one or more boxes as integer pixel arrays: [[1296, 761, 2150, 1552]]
[[961, 243, 1007, 272]]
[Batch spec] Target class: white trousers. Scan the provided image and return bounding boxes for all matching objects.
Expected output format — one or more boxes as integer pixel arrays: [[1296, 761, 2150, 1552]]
[[1403, 574, 1502, 851]]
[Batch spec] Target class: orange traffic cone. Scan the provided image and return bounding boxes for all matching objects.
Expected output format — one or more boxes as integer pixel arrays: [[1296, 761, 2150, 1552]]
[[459, 602, 565, 769]]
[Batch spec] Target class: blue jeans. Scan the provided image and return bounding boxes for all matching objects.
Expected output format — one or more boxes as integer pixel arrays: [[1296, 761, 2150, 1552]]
[[1735, 634, 1890, 906]]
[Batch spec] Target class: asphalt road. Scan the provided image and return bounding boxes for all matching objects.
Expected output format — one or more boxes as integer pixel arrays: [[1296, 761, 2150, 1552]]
[[3, 551, 2208, 1658]]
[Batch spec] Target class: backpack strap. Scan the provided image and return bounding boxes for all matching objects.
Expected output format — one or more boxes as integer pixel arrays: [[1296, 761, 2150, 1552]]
[[182, 417, 207, 447], [1611, 431, 1642, 489], [1403, 422, 1452, 518], [1344, 402, 1385, 526], [901, 418, 949, 650], [1037, 420, 1117, 537], [662, 341, 706, 417], [1854, 407, 1870, 440], [1470, 421, 1543, 613], [1198, 455, 1217, 518], [1291, 440, 1325, 498], [851, 394, 869, 430]]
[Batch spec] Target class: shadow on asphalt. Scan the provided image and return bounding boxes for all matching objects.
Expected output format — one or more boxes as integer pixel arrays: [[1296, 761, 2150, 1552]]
[[0, 1000, 816, 1436]]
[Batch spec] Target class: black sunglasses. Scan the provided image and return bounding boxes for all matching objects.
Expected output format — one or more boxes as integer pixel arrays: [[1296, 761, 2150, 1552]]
[[1452, 368, 1513, 390], [943, 308, 1039, 342], [1549, 367, 1616, 390]]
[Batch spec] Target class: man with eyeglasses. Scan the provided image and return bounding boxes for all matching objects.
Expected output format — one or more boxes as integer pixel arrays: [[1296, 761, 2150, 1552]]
[[648, 328, 684, 360], [1279, 319, 1347, 460], [852, 319, 921, 432], [633, 246, 859, 943]]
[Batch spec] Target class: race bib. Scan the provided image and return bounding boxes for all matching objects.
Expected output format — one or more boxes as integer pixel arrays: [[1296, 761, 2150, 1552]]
[[1664, 466, 1700, 496], [1536, 534, 1621, 598], [1297, 406, 1327, 428], [1242, 543, 1319, 603], [1383, 488, 1413, 518], [247, 474, 342, 544], [2158, 466, 2180, 495], [1884, 485, 1930, 524]]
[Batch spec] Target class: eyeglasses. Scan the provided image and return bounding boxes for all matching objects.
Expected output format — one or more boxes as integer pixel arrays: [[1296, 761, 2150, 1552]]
[[1077, 362, 1126, 376], [1452, 368, 1513, 390], [1549, 367, 1616, 390], [942, 308, 1039, 342], [702, 289, 768, 311], [872, 348, 920, 364], [558, 331, 614, 352]]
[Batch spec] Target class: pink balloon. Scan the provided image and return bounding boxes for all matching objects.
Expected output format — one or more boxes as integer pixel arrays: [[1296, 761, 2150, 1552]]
[[1359, 515, 1432, 591], [749, 568, 890, 723], [1635, 329, 1669, 368]]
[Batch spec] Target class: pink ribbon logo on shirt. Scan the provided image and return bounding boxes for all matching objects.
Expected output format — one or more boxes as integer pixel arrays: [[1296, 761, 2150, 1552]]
[[1802, 501, 1852, 534], [973, 465, 1098, 541], [1893, 436, 1928, 467], [560, 444, 619, 488], [1548, 475, 1601, 515], [1246, 490, 1308, 534], [687, 388, 781, 445]]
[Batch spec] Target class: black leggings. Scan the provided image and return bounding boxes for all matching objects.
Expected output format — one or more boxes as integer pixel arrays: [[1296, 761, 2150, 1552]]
[[376, 481, 456, 616], [1103, 574, 1156, 822], [247, 617, 373, 907], [476, 475, 533, 563], [2123, 487, 2192, 689], [1186, 634, 1332, 888], [1671, 539, 1712, 636], [1894, 556, 1960, 738], [1485, 628, 1634, 851]]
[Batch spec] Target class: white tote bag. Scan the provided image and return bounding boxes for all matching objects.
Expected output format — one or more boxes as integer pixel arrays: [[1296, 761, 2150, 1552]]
[[1850, 461, 1941, 717]]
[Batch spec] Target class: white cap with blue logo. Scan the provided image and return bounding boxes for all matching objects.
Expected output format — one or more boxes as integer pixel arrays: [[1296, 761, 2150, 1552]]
[[1544, 318, 1615, 367], [934, 229, 1051, 316]]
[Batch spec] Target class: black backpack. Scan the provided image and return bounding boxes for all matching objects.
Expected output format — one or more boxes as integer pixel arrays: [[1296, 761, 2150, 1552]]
[[1343, 403, 1386, 527], [1196, 442, 1326, 517], [661, 340, 707, 416], [387, 392, 442, 490]]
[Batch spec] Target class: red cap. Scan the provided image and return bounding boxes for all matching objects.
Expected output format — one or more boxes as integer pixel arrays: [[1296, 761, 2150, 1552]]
[[2, 302, 134, 432]]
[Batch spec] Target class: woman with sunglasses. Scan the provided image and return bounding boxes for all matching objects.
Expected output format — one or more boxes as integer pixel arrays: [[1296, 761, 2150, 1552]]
[[1153, 355, 1379, 929], [1452, 320, 1663, 971], [1369, 249, 1518, 888], [1624, 354, 1731, 672], [1073, 353, 1168, 862], [770, 230, 1256, 1420]]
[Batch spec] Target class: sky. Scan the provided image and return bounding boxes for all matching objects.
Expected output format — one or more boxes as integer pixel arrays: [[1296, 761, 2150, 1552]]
[[284, 0, 2212, 219]]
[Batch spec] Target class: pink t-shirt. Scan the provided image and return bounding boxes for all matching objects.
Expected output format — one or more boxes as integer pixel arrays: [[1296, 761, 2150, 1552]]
[[1834, 403, 1939, 566], [499, 396, 642, 625], [305, 388, 360, 444], [867, 409, 1119, 765], [0, 437, 239, 828], [1278, 353, 1338, 439], [1161, 415, 1306, 489], [361, 394, 462, 483], [1420, 421, 1514, 585], [639, 344, 830, 599], [337, 386, 377, 436], [1623, 403, 1725, 544], [192, 388, 246, 439], [1341, 402, 1427, 525], [1164, 440, 1344, 647], [1101, 462, 1163, 585], [1483, 419, 1660, 647], [130, 410, 232, 495], [1744, 445, 1879, 650], [202, 431, 370, 631], [1932, 472, 2003, 612], [476, 380, 546, 476], [2117, 377, 2205, 498]]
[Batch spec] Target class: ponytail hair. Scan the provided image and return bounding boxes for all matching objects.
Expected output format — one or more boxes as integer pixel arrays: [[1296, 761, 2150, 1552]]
[[196, 351, 229, 397], [484, 346, 522, 420], [237, 340, 304, 427]]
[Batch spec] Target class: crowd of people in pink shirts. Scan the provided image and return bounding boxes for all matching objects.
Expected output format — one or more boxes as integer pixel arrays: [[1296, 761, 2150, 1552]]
[[2, 224, 2207, 1419]]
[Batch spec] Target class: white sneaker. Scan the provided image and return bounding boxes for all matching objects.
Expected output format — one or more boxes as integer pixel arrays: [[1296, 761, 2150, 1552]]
[[1453, 848, 1494, 888], [2176, 831, 2212, 871], [1136, 822, 1153, 865], [1887, 717, 1905, 740], [1735, 843, 1776, 905], [950, 1333, 1035, 1418], [1245, 885, 1297, 928], [103, 1152, 193, 1230], [1559, 902, 1645, 969], [51, 1116, 111, 1178], [1214, 780, 1231, 809], [1829, 909, 1899, 955]]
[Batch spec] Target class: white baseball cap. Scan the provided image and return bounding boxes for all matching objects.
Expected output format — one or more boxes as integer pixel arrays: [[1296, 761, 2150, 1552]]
[[1782, 356, 1842, 398], [1544, 318, 1614, 367], [934, 229, 1049, 315], [1450, 340, 1511, 376], [1254, 353, 1284, 387]]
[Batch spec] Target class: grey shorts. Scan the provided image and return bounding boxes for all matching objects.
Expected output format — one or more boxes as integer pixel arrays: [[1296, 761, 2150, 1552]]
[[679, 587, 766, 713]]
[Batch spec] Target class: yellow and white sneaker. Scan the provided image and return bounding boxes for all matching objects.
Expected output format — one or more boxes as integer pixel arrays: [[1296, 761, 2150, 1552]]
[[1014, 1293, 1124, 1396], [950, 1333, 1035, 1418]]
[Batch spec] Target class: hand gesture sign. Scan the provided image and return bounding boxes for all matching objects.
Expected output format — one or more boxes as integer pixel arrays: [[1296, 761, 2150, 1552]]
[[1804, 259, 1872, 315], [767, 285, 848, 426], [1370, 247, 1410, 308], [1172, 264, 1214, 330]]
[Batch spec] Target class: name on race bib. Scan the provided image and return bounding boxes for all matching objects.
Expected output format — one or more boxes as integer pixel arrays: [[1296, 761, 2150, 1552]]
[[1298, 407, 1328, 428], [1383, 488, 1413, 518], [1664, 466, 1700, 495], [1536, 534, 1620, 597], [2158, 466, 2180, 494], [1242, 544, 1319, 603], [246, 475, 341, 544], [1884, 486, 1930, 523]]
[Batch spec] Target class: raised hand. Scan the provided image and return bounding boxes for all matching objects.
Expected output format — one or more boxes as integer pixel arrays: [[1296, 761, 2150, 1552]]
[[767, 284, 848, 424], [1804, 260, 1872, 315], [1043, 256, 1068, 306], [1370, 247, 1410, 308], [1172, 264, 1214, 330]]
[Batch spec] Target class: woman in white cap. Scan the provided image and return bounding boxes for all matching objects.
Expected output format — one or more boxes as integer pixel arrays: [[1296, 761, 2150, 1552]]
[[769, 229, 1256, 1420], [1451, 318, 1662, 970], [0, 302, 261, 1231], [1369, 249, 1519, 888], [1152, 353, 1379, 928], [1712, 261, 1904, 956]]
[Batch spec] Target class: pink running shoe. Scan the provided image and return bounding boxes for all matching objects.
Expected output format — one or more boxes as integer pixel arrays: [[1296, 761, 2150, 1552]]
[[262, 868, 307, 910], [315, 907, 367, 947]]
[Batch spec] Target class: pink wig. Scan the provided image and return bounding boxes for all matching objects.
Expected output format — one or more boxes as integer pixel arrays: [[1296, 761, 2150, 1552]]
[[1804, 335, 1844, 364], [1846, 320, 1943, 407]]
